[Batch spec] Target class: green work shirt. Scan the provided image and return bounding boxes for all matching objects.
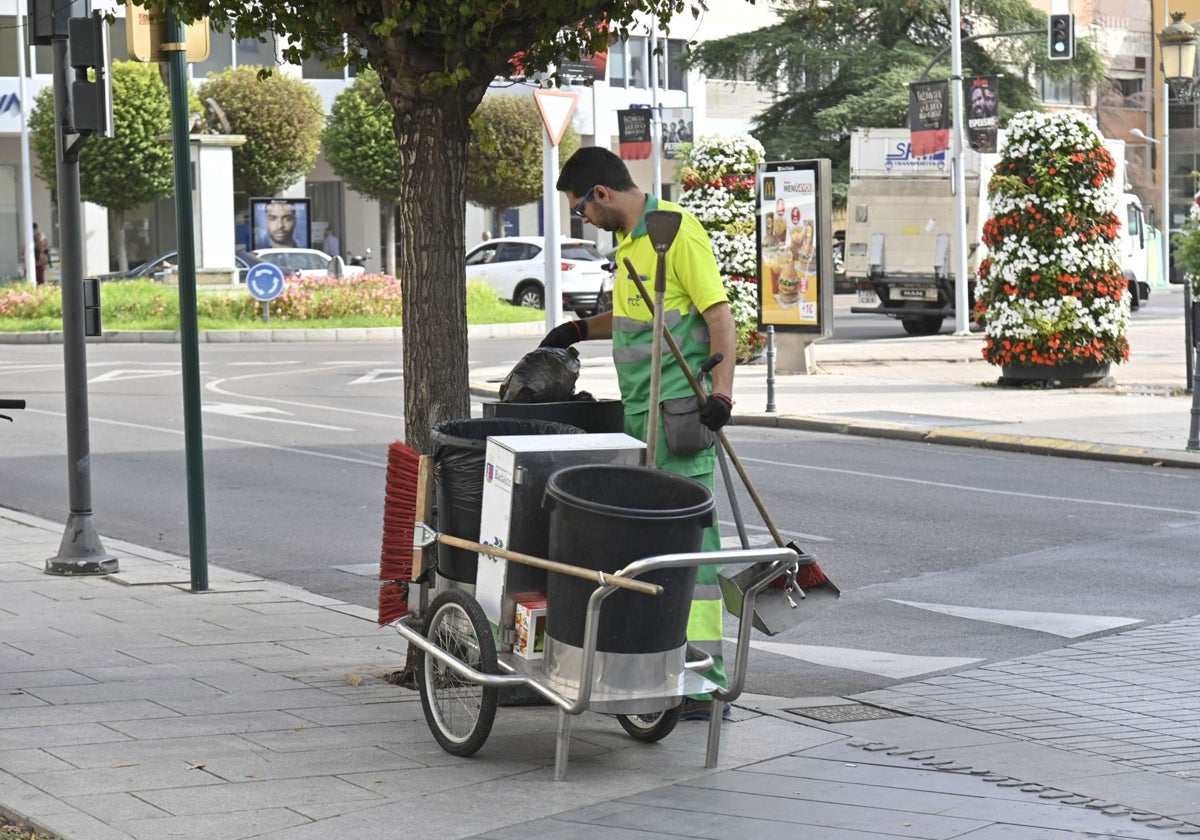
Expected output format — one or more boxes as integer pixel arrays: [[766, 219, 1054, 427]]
[[612, 195, 727, 415]]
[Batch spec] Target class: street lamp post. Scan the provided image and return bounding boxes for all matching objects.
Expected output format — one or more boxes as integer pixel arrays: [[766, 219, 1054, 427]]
[[1157, 11, 1200, 446]]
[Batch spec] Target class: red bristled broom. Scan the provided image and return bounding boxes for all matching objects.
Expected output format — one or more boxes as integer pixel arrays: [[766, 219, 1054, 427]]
[[378, 441, 424, 625]]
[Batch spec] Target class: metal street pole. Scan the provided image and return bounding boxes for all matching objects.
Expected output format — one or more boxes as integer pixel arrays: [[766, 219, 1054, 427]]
[[16, 4, 36, 286], [164, 8, 209, 590], [949, 0, 969, 335], [45, 16, 116, 576], [650, 22, 662, 197]]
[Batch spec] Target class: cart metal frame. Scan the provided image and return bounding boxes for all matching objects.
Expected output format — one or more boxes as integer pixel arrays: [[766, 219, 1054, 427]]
[[393, 544, 798, 780]]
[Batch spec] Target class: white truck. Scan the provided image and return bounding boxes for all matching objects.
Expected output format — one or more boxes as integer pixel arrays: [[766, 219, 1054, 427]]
[[846, 128, 1150, 335]]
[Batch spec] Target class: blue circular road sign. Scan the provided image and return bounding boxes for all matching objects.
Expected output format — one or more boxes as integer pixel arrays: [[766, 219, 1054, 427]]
[[246, 263, 286, 302]]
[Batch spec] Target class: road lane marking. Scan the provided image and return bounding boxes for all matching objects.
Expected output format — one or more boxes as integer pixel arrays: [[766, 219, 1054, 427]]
[[349, 369, 404, 385], [736, 639, 983, 679], [90, 369, 180, 383], [21, 408, 382, 467], [740, 456, 1200, 516], [890, 600, 1142, 638], [206, 373, 404, 420], [202, 403, 353, 431], [719, 527, 831, 547]]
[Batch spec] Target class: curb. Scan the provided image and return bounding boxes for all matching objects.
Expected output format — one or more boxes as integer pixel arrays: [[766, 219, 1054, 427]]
[[0, 321, 545, 344], [733, 413, 1200, 470], [468, 384, 1200, 471]]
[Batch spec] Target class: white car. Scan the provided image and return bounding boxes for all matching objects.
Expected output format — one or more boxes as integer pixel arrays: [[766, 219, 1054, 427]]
[[465, 236, 613, 316], [250, 248, 366, 278]]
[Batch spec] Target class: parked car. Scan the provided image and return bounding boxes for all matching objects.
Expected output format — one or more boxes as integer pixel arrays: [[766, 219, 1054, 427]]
[[250, 248, 366, 278], [98, 251, 267, 283], [465, 236, 613, 316]]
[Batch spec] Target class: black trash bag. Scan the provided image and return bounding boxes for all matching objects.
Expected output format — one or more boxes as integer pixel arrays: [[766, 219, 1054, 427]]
[[429, 418, 584, 584], [499, 347, 581, 403]]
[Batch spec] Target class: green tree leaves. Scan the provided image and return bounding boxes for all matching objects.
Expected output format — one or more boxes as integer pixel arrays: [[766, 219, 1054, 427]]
[[466, 94, 578, 212], [198, 65, 324, 197]]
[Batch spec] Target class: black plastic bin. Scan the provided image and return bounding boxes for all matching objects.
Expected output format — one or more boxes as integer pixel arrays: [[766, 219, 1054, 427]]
[[429, 418, 583, 584], [482, 399, 625, 434], [543, 464, 714, 654]]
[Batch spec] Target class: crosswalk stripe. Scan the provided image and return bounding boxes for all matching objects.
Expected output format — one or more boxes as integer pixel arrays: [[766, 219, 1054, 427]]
[[889, 600, 1142, 638], [735, 638, 983, 679]]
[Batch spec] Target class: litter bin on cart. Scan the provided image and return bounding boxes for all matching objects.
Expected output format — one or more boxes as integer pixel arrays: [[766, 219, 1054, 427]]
[[429, 418, 583, 588], [541, 464, 714, 710], [481, 398, 625, 434]]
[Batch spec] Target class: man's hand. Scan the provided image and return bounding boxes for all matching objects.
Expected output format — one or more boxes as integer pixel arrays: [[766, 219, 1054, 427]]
[[539, 319, 588, 349], [699, 393, 733, 431]]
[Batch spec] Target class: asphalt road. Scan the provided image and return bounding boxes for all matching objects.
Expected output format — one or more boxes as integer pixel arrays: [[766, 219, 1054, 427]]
[[1, 308, 1197, 700]]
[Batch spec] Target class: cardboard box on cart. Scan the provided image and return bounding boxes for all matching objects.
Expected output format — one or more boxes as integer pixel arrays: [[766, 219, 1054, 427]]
[[474, 433, 645, 655]]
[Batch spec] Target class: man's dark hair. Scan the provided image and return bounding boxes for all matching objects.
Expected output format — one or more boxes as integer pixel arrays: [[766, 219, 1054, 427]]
[[557, 146, 637, 196]]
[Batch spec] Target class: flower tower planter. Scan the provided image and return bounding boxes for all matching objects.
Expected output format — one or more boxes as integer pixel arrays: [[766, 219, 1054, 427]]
[[676, 134, 765, 363], [975, 111, 1130, 386]]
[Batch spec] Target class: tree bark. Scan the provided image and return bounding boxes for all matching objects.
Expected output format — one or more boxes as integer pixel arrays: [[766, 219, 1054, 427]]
[[387, 87, 484, 453]]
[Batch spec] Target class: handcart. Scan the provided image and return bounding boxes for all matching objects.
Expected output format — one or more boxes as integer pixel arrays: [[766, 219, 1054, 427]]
[[386, 209, 837, 780], [393, 534, 799, 781]]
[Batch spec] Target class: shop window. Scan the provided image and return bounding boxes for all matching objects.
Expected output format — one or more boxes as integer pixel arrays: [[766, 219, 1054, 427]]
[[1037, 75, 1087, 105], [236, 33, 276, 66], [0, 16, 20, 77]]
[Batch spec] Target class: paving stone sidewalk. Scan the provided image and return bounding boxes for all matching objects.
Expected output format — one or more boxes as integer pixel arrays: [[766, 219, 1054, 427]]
[[4, 508, 1200, 839]]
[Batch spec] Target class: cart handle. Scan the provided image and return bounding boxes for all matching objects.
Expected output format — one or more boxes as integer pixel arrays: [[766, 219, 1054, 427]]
[[617, 546, 797, 580], [436, 533, 663, 597]]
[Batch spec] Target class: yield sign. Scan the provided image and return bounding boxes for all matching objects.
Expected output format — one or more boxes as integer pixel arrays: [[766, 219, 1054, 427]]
[[533, 89, 579, 147]]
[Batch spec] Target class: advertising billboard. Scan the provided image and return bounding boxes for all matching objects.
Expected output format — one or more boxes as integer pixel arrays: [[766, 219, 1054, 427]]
[[755, 159, 833, 335]]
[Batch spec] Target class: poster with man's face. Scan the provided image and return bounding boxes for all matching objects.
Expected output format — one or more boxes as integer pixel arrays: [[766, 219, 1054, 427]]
[[250, 197, 311, 250], [966, 76, 999, 153]]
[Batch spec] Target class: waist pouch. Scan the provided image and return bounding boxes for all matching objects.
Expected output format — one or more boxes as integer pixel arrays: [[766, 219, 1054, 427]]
[[661, 395, 715, 456]]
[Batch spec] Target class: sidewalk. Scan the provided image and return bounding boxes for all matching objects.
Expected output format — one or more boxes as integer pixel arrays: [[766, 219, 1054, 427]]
[[2, 289, 1199, 838], [2, 508, 1199, 839]]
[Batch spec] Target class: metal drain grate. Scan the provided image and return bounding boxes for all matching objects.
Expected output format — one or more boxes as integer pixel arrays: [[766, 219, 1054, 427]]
[[784, 704, 905, 723]]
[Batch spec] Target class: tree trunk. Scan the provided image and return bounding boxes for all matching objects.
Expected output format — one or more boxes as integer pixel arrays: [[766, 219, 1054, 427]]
[[389, 90, 482, 453], [115, 208, 128, 273]]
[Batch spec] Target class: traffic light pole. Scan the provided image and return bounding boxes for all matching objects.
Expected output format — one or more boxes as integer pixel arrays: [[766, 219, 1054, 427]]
[[45, 25, 117, 576], [164, 7, 209, 591]]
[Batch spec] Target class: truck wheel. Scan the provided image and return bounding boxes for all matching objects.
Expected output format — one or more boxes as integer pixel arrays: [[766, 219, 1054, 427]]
[[901, 316, 943, 336]]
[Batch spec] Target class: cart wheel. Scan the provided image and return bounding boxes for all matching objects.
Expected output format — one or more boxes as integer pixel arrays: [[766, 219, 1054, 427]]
[[616, 702, 683, 743], [417, 589, 498, 757]]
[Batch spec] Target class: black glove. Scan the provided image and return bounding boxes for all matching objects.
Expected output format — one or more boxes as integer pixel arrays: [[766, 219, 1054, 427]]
[[699, 393, 733, 431], [539, 319, 588, 349]]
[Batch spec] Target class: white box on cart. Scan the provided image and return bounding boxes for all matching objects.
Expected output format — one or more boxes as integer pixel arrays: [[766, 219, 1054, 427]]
[[475, 433, 645, 649]]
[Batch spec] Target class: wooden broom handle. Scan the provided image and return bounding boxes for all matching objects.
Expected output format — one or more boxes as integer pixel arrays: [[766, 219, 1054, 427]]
[[436, 534, 663, 596]]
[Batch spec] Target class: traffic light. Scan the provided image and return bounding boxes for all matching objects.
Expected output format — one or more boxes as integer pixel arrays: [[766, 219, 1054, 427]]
[[68, 12, 113, 137], [1049, 13, 1075, 61]]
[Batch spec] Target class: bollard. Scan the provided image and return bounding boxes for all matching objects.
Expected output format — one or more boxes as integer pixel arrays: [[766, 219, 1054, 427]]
[[1188, 300, 1200, 451]]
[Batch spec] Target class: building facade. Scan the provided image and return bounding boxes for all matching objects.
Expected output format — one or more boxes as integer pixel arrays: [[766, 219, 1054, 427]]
[[0, 1, 1171, 282]]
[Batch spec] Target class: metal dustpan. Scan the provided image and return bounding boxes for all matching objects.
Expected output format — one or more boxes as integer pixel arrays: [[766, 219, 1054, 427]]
[[719, 546, 840, 636], [645, 210, 682, 254]]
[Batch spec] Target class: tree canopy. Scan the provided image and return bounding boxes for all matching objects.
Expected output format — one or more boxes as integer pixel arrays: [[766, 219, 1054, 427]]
[[322, 67, 403, 275], [466, 93, 579, 218], [686, 0, 1107, 206], [29, 61, 182, 271], [197, 65, 325, 197], [160, 0, 703, 451]]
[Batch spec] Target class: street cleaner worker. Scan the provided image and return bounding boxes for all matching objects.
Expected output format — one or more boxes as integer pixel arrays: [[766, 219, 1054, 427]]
[[540, 146, 737, 722]]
